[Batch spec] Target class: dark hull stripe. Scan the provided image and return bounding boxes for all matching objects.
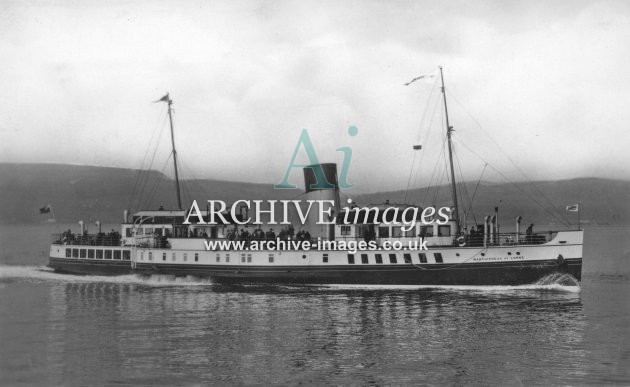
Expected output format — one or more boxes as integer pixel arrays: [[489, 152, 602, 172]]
[[134, 259, 582, 285]]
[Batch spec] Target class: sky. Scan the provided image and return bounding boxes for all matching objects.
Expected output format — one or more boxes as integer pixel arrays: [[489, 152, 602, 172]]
[[2, 0, 630, 193]]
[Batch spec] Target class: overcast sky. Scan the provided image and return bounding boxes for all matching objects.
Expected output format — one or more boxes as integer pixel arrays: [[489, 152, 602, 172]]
[[2, 0, 629, 193]]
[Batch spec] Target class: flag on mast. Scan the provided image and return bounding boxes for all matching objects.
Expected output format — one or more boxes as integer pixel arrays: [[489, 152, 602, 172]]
[[154, 93, 170, 103], [566, 204, 579, 212], [404, 71, 437, 86]]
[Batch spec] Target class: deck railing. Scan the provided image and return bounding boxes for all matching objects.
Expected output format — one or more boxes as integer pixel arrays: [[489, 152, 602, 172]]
[[52, 233, 122, 247]]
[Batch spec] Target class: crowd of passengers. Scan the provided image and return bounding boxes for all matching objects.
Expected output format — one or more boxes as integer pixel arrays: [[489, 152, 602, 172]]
[[224, 225, 312, 243], [58, 229, 121, 246], [466, 223, 547, 246]]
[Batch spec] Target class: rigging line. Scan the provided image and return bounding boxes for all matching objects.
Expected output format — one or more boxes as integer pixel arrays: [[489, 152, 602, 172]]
[[431, 161, 447, 206], [415, 95, 442, 193], [465, 163, 488, 226], [177, 158, 211, 204], [140, 152, 172, 209], [456, 140, 570, 227], [452, 145, 474, 226], [421, 135, 448, 205], [143, 153, 173, 209], [422, 101, 450, 206], [404, 82, 439, 203], [409, 90, 442, 204], [447, 91, 570, 225], [403, 151, 418, 203], [434, 104, 452, 206], [133, 115, 169, 212], [128, 110, 168, 211]]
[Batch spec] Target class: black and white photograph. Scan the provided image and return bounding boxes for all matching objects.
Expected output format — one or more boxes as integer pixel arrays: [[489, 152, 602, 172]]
[[1, 0, 629, 385]]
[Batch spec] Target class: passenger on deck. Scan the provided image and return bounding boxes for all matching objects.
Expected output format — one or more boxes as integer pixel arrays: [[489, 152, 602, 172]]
[[253, 228, 265, 240], [526, 224, 534, 243], [266, 229, 276, 240]]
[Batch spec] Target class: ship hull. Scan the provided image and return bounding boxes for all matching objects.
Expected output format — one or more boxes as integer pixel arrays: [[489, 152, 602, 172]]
[[48, 257, 132, 276], [48, 245, 132, 276], [134, 259, 581, 286]]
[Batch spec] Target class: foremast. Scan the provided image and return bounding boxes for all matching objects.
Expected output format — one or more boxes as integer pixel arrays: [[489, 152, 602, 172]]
[[158, 93, 183, 210], [438, 67, 460, 234]]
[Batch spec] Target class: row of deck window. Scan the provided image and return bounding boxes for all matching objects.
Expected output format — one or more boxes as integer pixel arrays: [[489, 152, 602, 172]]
[[65, 248, 130, 260], [139, 252, 200, 262], [132, 251, 445, 264], [347, 252, 443, 264], [208, 252, 443, 264]]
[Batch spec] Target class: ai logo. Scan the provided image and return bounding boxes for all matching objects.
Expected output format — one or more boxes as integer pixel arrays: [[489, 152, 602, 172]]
[[274, 126, 358, 190]]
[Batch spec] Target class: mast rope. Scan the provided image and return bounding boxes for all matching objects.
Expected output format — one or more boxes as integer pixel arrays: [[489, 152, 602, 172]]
[[127, 110, 168, 212], [456, 140, 570, 227], [404, 81, 439, 203], [142, 153, 173, 209], [452, 145, 475, 228], [464, 162, 487, 227], [447, 91, 571, 226]]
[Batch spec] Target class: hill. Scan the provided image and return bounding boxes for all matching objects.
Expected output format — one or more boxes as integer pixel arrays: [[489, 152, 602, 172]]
[[0, 163, 628, 226], [353, 178, 630, 228]]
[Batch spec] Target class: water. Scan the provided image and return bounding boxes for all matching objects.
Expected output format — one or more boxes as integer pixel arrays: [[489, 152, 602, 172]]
[[1, 224, 629, 385]]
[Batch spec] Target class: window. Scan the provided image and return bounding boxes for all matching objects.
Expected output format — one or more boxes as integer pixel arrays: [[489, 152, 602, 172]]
[[403, 253, 412, 264], [116, 250, 123, 260], [125, 228, 132, 237], [247, 254, 252, 263], [438, 225, 451, 237], [323, 253, 328, 263], [420, 226, 433, 237], [418, 253, 427, 263], [96, 250, 103, 259], [87, 249, 94, 259], [216, 253, 220, 263], [375, 254, 383, 264], [183, 253, 187, 262], [195, 253, 199, 262], [105, 250, 112, 259], [163, 253, 167, 261], [80, 249, 86, 258], [172, 253, 176, 261], [393, 227, 404, 238], [65, 249, 71, 258], [378, 226, 390, 238], [269, 253, 274, 263], [347, 254, 355, 264], [226, 253, 230, 263], [241, 254, 246, 263], [389, 253, 397, 264], [361, 254, 369, 264], [72, 248, 79, 258], [123, 250, 130, 260], [434, 252, 443, 263], [340, 226, 352, 236], [147, 252, 152, 261]]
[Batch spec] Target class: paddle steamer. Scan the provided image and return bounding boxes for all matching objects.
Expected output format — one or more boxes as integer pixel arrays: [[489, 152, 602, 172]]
[[49, 69, 583, 284]]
